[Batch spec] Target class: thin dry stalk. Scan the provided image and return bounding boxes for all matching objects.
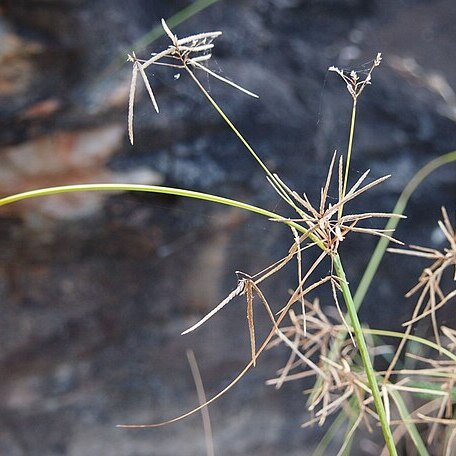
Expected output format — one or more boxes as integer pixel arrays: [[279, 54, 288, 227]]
[[245, 280, 256, 365], [291, 226, 306, 335], [266, 300, 377, 430], [386, 208, 456, 379], [445, 427, 456, 456], [186, 350, 215, 456]]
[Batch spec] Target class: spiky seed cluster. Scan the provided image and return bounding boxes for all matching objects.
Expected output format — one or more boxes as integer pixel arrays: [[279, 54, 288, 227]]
[[181, 150, 404, 370], [271, 152, 403, 256], [268, 152, 404, 339], [389, 207, 456, 348], [127, 19, 258, 145], [329, 53, 382, 101], [266, 302, 379, 437], [266, 298, 456, 451]]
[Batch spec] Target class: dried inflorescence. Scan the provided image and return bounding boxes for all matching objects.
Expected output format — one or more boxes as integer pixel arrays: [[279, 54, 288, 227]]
[[127, 19, 258, 144], [271, 152, 403, 256], [266, 300, 456, 453], [269, 152, 404, 337], [266, 301, 379, 444], [181, 150, 403, 367], [389, 208, 456, 349], [329, 53, 382, 101]]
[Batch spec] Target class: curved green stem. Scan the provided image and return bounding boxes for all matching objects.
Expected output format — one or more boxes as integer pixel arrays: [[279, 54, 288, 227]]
[[0, 183, 274, 218], [0, 183, 316, 237]]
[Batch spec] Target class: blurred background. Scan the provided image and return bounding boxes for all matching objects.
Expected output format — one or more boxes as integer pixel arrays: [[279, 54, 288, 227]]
[[0, 0, 455, 454]]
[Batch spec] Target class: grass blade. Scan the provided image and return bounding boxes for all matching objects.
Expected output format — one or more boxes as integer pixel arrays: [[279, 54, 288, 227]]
[[389, 389, 429, 456]]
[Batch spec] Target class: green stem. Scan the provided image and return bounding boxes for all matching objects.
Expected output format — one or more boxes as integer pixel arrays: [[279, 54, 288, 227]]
[[0, 183, 315, 237], [0, 183, 273, 218], [338, 99, 357, 218], [184, 67, 281, 191], [333, 255, 398, 456]]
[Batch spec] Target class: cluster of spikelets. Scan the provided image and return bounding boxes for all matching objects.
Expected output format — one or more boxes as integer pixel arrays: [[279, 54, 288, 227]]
[[127, 19, 258, 145], [389, 207, 456, 350], [124, 19, 456, 454]]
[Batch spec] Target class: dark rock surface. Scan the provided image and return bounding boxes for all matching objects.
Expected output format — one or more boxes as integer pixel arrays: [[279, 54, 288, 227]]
[[0, 0, 455, 454]]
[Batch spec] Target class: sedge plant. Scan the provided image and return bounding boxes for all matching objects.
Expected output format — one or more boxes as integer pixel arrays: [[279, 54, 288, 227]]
[[1, 19, 456, 455], [122, 21, 399, 453]]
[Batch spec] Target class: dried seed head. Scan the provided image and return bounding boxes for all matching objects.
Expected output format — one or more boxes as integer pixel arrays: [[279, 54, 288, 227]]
[[386, 207, 456, 378], [329, 53, 382, 100], [374, 52, 382, 66], [126, 19, 258, 143]]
